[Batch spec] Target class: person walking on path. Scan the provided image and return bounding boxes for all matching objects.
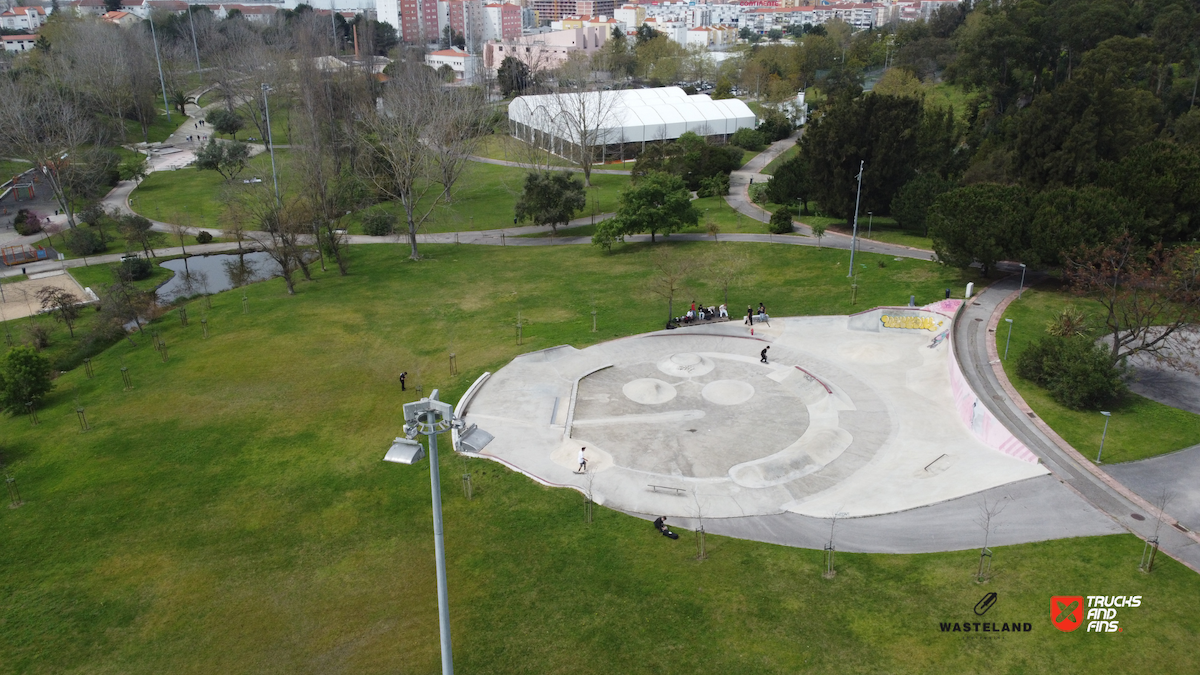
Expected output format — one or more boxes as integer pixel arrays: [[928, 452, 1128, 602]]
[[745, 306, 754, 326], [760, 346, 770, 364], [577, 447, 588, 473], [399, 371, 407, 391]]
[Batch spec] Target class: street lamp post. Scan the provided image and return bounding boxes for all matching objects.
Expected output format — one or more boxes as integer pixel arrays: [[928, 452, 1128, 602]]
[[261, 84, 281, 208], [867, 211, 873, 240], [383, 390, 465, 675], [149, 17, 171, 123], [847, 160, 864, 278], [1018, 263, 1027, 299], [1003, 318, 1014, 360], [1096, 411, 1113, 464]]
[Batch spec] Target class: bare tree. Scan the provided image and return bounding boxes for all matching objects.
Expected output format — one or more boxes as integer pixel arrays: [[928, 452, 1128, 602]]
[[706, 245, 748, 308], [549, 58, 618, 187], [429, 86, 491, 204], [356, 63, 480, 260], [230, 186, 310, 295], [0, 81, 101, 228], [37, 287, 82, 338], [976, 497, 1007, 582], [650, 247, 693, 324], [1066, 236, 1200, 371]]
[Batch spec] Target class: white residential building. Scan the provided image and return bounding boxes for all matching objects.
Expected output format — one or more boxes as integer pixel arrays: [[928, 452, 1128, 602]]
[[425, 46, 482, 82], [0, 6, 46, 32]]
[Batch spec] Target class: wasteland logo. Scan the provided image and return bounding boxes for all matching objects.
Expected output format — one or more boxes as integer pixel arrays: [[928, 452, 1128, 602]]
[[938, 593, 1033, 634]]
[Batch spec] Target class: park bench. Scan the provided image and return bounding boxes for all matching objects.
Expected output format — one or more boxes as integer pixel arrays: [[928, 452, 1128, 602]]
[[648, 485, 687, 496]]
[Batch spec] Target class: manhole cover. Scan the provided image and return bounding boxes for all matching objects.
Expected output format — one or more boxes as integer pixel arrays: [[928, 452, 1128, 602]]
[[1131, 513, 1145, 521], [687, 429, 697, 433], [972, 302, 982, 306]]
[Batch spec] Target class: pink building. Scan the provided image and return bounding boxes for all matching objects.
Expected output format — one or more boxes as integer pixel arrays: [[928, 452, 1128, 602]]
[[484, 26, 607, 72]]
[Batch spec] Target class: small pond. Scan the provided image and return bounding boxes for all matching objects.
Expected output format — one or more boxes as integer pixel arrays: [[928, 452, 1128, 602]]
[[156, 252, 282, 304]]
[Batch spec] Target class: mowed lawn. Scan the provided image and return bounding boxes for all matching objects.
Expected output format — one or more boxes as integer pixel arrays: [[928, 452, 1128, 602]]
[[999, 284, 1200, 463], [2, 244, 1198, 674]]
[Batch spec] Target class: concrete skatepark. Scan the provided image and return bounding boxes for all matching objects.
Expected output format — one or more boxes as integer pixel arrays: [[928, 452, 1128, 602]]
[[457, 302, 1123, 552]]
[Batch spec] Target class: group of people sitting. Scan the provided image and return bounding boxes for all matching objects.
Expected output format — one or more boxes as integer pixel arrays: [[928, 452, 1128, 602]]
[[668, 301, 729, 328]]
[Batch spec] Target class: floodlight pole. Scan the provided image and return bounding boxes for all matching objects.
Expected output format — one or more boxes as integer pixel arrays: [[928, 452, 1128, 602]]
[[150, 17, 171, 122], [187, 3, 202, 74], [425, 415, 453, 675], [388, 392, 461, 675], [847, 160, 863, 277], [261, 84, 281, 208]]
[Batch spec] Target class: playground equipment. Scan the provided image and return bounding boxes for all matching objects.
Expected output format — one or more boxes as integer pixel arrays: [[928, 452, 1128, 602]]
[[1, 244, 49, 266]]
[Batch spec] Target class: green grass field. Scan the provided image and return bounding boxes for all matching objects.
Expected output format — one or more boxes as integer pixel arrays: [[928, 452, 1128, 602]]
[[2, 245, 1197, 673], [999, 284, 1200, 463], [121, 112, 187, 145], [130, 151, 291, 230]]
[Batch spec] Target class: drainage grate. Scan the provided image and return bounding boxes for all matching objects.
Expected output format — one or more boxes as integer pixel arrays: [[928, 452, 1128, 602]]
[[1174, 523, 1190, 533], [1027, 412, 1037, 418], [975, 318, 983, 322], [1131, 513, 1145, 521]]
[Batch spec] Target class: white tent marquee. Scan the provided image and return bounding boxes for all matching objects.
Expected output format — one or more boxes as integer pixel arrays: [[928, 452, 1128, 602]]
[[508, 87, 757, 156]]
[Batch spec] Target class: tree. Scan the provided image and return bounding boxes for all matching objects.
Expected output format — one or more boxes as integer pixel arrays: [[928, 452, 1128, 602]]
[[37, 286, 83, 338], [0, 346, 53, 415], [357, 62, 481, 260], [1065, 235, 1200, 370], [706, 244, 747, 306], [1097, 142, 1200, 245], [927, 185, 1028, 277], [372, 20, 399, 54], [594, 171, 698, 246], [118, 154, 149, 185], [498, 55, 531, 97], [99, 277, 154, 336], [650, 247, 693, 324], [890, 173, 955, 236], [514, 171, 587, 233], [810, 222, 827, 249], [632, 132, 742, 190], [118, 214, 164, 258], [547, 67, 617, 187], [769, 206, 795, 234], [206, 108, 245, 139], [766, 152, 811, 213], [1024, 187, 1138, 268], [194, 138, 251, 181], [168, 89, 195, 118], [799, 94, 922, 219], [0, 81, 103, 228]]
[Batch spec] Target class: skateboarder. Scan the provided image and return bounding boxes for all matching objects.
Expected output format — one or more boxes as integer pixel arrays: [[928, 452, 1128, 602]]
[[760, 346, 770, 363]]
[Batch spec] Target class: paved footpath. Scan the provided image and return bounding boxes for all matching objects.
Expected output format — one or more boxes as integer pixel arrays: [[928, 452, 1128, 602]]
[[955, 275, 1200, 572]]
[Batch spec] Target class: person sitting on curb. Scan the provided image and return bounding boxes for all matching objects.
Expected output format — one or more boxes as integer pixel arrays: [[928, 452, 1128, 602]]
[[653, 515, 679, 539]]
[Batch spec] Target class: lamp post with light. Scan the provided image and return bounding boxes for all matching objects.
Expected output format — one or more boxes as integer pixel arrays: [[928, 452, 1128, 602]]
[[1018, 263, 1027, 299], [383, 390, 465, 675], [1003, 318, 1014, 360], [1096, 411, 1113, 464]]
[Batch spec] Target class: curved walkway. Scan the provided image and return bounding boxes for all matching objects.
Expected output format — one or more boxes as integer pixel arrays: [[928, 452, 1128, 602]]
[[954, 275, 1200, 572], [468, 154, 633, 175]]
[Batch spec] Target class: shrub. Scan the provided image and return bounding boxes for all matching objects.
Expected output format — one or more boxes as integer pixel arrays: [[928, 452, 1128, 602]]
[[756, 109, 793, 142], [1016, 336, 1125, 410], [0, 345, 54, 413], [63, 227, 105, 256], [195, 231, 213, 244], [769, 206, 795, 234], [749, 183, 769, 205], [696, 174, 730, 198], [729, 128, 766, 151], [23, 323, 51, 351], [362, 211, 395, 236], [13, 209, 42, 236], [119, 256, 153, 281]]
